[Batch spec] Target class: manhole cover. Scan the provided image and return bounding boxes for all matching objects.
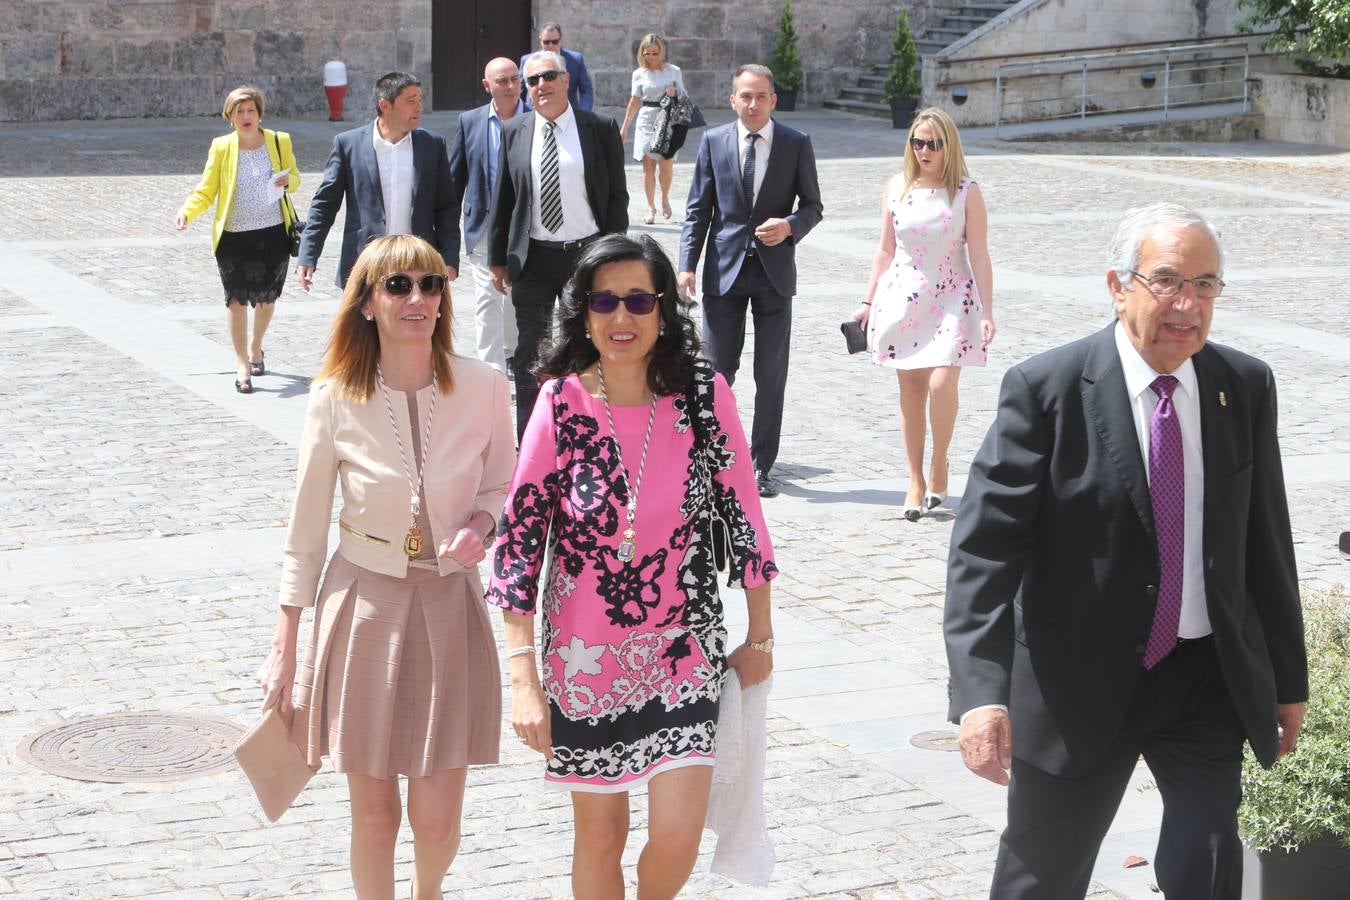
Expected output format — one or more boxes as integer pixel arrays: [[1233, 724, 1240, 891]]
[[910, 729, 960, 752], [18, 712, 246, 783]]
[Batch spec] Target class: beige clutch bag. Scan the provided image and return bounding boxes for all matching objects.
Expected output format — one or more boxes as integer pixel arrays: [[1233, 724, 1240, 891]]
[[233, 705, 318, 823]]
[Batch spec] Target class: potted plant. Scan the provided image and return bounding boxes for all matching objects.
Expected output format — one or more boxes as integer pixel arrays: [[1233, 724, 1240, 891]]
[[764, 0, 804, 111], [884, 8, 923, 130], [1239, 585, 1350, 898]]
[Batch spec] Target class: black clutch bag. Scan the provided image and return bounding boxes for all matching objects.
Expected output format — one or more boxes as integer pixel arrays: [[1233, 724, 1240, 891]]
[[841, 320, 867, 354]]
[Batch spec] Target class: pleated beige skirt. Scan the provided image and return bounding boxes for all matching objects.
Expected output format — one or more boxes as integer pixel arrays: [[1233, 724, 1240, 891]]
[[290, 551, 502, 778]]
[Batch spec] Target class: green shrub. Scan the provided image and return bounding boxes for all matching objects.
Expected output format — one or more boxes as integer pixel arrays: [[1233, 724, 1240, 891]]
[[1237, 0, 1350, 78], [884, 9, 922, 103], [1239, 585, 1350, 852], [764, 0, 804, 91]]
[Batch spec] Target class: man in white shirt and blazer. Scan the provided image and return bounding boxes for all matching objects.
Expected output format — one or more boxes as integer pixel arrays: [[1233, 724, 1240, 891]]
[[678, 64, 823, 498], [449, 57, 525, 375], [944, 203, 1307, 898], [297, 72, 458, 290], [486, 51, 627, 438]]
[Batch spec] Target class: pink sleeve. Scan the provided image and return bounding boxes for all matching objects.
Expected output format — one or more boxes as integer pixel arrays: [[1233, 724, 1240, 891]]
[[710, 373, 778, 588], [486, 382, 560, 614]]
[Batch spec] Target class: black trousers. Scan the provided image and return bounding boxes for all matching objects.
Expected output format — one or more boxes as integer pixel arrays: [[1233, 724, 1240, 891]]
[[701, 253, 793, 474], [992, 637, 1246, 899], [510, 242, 589, 439]]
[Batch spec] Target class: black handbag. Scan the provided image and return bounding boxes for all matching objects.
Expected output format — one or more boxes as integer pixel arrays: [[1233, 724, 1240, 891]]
[[841, 319, 867, 354], [270, 130, 303, 257], [687, 369, 731, 574]]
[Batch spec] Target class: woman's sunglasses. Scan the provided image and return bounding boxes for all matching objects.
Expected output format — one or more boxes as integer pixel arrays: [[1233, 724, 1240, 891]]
[[910, 137, 945, 152], [381, 273, 446, 296], [586, 291, 661, 315], [525, 70, 562, 87]]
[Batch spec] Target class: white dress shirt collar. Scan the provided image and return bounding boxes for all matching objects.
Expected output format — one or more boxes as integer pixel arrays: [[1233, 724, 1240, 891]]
[[1114, 319, 1198, 404], [372, 121, 415, 237], [735, 118, 774, 206]]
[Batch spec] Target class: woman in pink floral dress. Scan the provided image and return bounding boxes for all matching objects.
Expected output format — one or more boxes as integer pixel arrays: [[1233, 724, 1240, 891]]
[[851, 107, 995, 521], [488, 234, 777, 897]]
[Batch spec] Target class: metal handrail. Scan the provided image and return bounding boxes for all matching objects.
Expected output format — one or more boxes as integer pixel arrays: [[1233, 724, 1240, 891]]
[[993, 39, 1252, 136]]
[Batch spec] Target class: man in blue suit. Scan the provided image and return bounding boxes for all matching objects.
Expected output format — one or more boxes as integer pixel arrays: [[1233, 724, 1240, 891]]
[[297, 72, 458, 290], [678, 64, 824, 498], [520, 22, 593, 112], [449, 57, 524, 375]]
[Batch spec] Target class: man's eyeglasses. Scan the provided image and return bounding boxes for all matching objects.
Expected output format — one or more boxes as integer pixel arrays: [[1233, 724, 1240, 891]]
[[586, 291, 661, 315], [910, 137, 945, 152], [525, 70, 562, 87], [1127, 270, 1225, 300], [381, 273, 446, 296]]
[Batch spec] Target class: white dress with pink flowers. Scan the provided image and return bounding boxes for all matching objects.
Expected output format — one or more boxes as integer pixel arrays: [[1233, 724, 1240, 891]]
[[867, 177, 987, 370]]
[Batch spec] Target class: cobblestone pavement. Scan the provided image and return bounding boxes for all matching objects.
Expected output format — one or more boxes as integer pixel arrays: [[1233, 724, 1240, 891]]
[[1, 107, 1347, 899]]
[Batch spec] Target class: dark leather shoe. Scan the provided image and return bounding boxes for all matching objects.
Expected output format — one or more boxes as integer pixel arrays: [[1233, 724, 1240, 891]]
[[755, 469, 779, 498]]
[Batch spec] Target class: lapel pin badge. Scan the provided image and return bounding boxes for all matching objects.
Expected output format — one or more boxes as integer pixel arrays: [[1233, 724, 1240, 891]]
[[1218, 390, 1227, 407]]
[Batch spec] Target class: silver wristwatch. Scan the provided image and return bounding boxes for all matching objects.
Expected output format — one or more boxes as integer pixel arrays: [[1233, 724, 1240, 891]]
[[746, 636, 775, 653]]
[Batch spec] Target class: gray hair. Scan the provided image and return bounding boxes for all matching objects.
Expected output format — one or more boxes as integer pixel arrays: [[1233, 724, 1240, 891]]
[[523, 50, 567, 76], [539, 21, 562, 36], [1109, 202, 1225, 282], [734, 63, 775, 89]]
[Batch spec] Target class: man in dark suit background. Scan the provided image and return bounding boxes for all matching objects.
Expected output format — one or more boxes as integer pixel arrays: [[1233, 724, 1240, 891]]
[[944, 202, 1307, 898], [449, 57, 524, 375], [487, 50, 627, 437], [297, 72, 457, 290], [520, 21, 593, 112], [678, 64, 823, 498]]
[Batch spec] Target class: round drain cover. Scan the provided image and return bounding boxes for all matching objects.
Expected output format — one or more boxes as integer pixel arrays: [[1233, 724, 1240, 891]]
[[18, 712, 246, 783], [910, 729, 961, 752]]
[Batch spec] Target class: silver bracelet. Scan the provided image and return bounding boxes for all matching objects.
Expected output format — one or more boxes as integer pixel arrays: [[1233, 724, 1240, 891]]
[[506, 645, 535, 658]]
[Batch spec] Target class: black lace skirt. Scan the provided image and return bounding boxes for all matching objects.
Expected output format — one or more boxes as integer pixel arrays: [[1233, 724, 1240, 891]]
[[215, 223, 289, 307]]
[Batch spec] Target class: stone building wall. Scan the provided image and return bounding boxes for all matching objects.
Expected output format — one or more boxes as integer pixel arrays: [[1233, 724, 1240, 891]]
[[537, 0, 959, 110], [0, 0, 431, 122]]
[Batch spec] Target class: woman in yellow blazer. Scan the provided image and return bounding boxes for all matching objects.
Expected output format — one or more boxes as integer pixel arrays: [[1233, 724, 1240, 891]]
[[175, 85, 300, 393], [256, 235, 516, 898]]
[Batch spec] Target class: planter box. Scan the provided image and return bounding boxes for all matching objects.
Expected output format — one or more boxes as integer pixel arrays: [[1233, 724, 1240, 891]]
[[1242, 835, 1350, 899]]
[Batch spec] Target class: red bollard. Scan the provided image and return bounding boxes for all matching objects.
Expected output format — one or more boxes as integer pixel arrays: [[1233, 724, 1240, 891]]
[[323, 60, 348, 122]]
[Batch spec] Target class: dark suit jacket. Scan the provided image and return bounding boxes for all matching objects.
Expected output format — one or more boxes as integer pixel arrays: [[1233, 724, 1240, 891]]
[[519, 48, 594, 111], [485, 108, 628, 282], [448, 100, 521, 256], [298, 122, 458, 287], [944, 324, 1307, 777], [678, 120, 824, 298]]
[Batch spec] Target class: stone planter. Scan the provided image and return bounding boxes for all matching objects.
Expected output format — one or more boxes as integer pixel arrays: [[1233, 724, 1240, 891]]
[[1242, 835, 1350, 899], [890, 98, 918, 130], [776, 86, 800, 111]]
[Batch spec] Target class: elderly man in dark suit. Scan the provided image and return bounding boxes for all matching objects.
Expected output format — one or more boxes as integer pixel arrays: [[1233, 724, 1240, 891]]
[[449, 57, 524, 375], [487, 50, 627, 437], [678, 64, 823, 498], [520, 21, 593, 112], [297, 72, 457, 290], [944, 202, 1308, 898]]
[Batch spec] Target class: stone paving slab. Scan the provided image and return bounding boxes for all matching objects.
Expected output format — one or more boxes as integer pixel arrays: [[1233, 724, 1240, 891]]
[[1, 109, 1348, 898]]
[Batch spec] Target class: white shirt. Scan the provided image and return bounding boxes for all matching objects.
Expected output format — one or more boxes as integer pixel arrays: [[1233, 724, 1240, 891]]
[[529, 105, 598, 241], [1113, 320, 1211, 640], [372, 122, 415, 237], [735, 118, 775, 207]]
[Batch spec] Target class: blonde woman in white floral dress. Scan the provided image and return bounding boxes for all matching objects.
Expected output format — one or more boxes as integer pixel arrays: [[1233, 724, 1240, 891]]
[[851, 107, 995, 521]]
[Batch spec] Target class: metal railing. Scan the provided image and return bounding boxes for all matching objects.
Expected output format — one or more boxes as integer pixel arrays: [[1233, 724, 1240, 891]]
[[993, 39, 1253, 136]]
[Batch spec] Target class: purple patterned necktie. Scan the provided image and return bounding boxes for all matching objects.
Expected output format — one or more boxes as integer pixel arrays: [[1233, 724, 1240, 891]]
[[1143, 374, 1183, 669]]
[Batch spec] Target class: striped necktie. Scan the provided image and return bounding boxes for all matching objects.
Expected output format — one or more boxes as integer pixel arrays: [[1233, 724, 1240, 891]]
[[540, 121, 563, 233]]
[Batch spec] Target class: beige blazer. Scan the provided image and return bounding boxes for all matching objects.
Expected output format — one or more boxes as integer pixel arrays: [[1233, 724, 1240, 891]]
[[278, 356, 516, 608]]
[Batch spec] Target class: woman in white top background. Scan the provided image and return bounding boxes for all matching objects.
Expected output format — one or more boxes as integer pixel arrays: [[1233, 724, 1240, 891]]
[[620, 33, 686, 225]]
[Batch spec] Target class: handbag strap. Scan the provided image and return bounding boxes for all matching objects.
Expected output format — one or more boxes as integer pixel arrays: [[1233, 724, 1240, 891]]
[[269, 130, 297, 223]]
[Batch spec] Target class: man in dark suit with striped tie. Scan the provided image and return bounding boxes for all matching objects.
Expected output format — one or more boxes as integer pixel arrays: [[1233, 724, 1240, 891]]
[[678, 64, 823, 497], [487, 50, 628, 438]]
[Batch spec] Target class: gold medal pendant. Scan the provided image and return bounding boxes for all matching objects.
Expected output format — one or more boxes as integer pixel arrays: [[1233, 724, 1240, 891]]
[[617, 527, 636, 562], [403, 524, 423, 558]]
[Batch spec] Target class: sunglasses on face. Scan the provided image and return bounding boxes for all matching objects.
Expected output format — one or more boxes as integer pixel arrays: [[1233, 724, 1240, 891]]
[[910, 137, 945, 152], [525, 70, 562, 87], [541, 38, 561, 45], [586, 291, 661, 315], [381, 273, 446, 296]]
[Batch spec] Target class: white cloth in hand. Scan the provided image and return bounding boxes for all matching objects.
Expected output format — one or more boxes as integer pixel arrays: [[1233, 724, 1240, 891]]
[[705, 669, 774, 885]]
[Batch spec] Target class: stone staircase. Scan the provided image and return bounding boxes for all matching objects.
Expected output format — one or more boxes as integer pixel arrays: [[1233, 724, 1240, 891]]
[[824, 1, 1019, 117]]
